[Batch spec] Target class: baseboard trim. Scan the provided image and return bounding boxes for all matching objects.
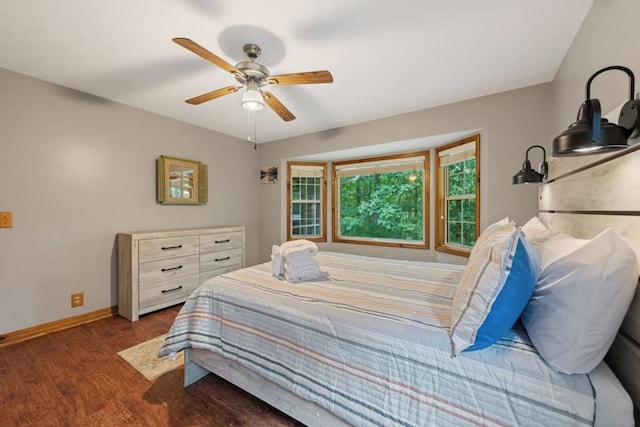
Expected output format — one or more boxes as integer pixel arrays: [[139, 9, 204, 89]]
[[0, 306, 117, 347]]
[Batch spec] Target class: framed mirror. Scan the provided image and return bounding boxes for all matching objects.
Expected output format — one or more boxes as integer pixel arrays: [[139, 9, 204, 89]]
[[157, 155, 208, 205]]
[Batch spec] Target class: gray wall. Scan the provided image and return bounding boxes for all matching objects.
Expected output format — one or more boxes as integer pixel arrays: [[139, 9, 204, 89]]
[[258, 83, 553, 264], [0, 69, 260, 334]]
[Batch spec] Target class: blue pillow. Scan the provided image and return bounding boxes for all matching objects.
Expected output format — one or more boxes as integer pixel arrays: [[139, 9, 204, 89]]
[[450, 229, 539, 354]]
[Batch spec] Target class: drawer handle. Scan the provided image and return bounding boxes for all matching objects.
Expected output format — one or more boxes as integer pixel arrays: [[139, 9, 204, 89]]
[[215, 256, 231, 262], [161, 285, 183, 294], [161, 244, 183, 250], [215, 239, 230, 244], [161, 265, 183, 272]]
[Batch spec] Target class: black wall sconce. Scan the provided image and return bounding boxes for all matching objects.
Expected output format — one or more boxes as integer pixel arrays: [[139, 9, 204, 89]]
[[513, 145, 548, 185], [552, 65, 640, 156]]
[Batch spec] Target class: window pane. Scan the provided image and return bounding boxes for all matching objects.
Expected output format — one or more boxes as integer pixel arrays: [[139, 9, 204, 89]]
[[313, 178, 321, 200], [338, 168, 423, 241], [290, 201, 322, 237], [462, 199, 475, 222], [463, 173, 476, 194], [448, 222, 462, 245], [303, 203, 312, 219], [292, 183, 300, 200], [462, 223, 476, 247], [464, 158, 476, 175], [448, 200, 462, 221], [447, 172, 463, 196], [449, 162, 463, 174]]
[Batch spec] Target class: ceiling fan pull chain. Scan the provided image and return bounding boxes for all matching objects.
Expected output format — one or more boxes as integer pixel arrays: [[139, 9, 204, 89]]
[[247, 109, 257, 145]]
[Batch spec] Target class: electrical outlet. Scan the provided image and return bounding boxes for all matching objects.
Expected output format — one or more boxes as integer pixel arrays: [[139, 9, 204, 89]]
[[71, 292, 84, 308]]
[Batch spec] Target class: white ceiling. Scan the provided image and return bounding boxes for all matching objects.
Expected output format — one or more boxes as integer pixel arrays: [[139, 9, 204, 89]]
[[0, 1, 593, 143]]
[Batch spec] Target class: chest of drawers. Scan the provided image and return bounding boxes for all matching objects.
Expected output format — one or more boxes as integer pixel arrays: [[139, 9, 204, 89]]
[[117, 226, 245, 321]]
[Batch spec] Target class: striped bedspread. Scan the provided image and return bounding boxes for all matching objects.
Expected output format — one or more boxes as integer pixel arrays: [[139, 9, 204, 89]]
[[159, 252, 596, 426]]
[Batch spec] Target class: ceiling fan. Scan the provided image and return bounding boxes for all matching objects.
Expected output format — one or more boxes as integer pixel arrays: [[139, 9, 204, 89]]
[[173, 38, 334, 122]]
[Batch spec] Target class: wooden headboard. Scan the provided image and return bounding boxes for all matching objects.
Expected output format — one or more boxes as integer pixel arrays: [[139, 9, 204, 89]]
[[538, 144, 640, 412]]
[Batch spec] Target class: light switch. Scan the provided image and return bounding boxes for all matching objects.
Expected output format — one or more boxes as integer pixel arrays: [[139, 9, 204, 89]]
[[0, 212, 13, 228]]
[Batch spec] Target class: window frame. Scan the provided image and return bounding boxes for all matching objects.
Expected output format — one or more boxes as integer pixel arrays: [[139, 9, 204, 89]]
[[287, 161, 328, 243], [331, 151, 430, 249], [435, 134, 481, 257]]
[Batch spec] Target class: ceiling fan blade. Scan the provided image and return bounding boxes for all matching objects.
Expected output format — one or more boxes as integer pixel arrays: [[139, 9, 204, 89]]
[[173, 37, 244, 79], [263, 92, 296, 121], [266, 70, 333, 86], [186, 86, 239, 105]]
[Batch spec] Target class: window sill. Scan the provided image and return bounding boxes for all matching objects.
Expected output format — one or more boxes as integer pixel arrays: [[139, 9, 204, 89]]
[[333, 237, 428, 249], [435, 244, 471, 258]]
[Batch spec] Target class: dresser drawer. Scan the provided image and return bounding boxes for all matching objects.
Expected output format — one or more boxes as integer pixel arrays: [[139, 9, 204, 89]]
[[200, 232, 243, 253], [200, 248, 243, 272], [139, 254, 199, 285], [139, 274, 199, 311], [139, 236, 199, 262], [200, 264, 242, 284]]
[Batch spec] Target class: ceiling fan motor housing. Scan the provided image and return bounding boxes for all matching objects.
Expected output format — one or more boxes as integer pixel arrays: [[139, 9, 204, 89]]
[[234, 44, 269, 84], [234, 61, 269, 84]]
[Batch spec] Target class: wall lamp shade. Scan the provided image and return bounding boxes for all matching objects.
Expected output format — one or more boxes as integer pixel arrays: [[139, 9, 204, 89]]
[[241, 80, 265, 111], [513, 145, 548, 185], [553, 65, 640, 156]]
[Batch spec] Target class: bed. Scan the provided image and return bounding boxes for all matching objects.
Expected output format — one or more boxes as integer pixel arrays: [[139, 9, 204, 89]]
[[159, 145, 640, 427]]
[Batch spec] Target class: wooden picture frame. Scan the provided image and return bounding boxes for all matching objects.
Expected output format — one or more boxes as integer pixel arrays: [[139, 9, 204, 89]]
[[260, 166, 278, 184], [157, 155, 208, 205]]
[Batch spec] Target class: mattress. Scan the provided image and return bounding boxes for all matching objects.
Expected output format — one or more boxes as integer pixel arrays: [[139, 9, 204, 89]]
[[159, 251, 631, 426]]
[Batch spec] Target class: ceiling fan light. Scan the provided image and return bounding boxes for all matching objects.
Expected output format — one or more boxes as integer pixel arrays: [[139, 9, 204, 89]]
[[241, 88, 265, 111]]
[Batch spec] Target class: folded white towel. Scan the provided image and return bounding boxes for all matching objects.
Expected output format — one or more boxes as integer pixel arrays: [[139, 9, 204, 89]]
[[282, 244, 318, 261], [284, 257, 319, 270], [273, 240, 321, 282], [284, 266, 322, 282], [279, 239, 318, 253], [284, 257, 320, 282], [284, 258, 320, 276], [271, 245, 283, 278]]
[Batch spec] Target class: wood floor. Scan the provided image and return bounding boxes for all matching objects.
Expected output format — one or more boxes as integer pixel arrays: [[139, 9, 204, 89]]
[[0, 305, 303, 426]]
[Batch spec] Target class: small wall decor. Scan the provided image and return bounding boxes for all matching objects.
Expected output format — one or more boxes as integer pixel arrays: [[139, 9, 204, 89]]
[[260, 166, 278, 184], [157, 155, 208, 204]]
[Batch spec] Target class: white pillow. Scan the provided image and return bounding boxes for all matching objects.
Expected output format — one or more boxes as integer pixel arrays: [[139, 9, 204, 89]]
[[521, 217, 554, 246], [521, 228, 639, 374], [536, 233, 588, 271]]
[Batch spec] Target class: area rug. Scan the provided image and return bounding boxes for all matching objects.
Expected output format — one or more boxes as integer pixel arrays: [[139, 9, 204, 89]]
[[117, 334, 183, 381]]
